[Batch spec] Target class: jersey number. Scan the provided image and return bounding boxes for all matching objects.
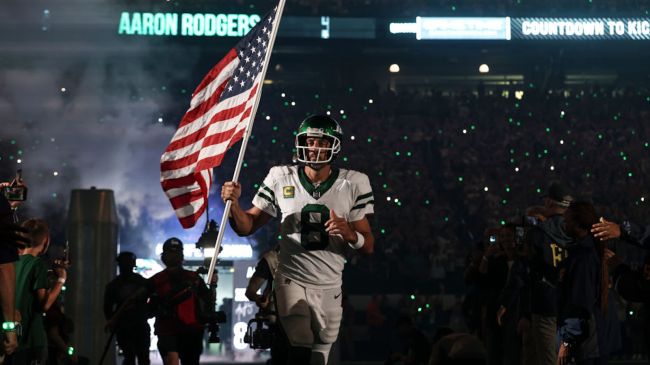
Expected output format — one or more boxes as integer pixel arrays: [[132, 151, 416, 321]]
[[300, 204, 330, 251]]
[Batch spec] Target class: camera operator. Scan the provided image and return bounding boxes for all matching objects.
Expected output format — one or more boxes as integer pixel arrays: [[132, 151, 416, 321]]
[[0, 180, 29, 357], [245, 245, 288, 365], [524, 182, 574, 365], [109, 238, 210, 365], [104, 252, 150, 365], [8, 219, 66, 365]]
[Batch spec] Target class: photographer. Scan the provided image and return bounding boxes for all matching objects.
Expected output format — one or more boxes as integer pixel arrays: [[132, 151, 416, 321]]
[[0, 201, 18, 356], [1, 179, 29, 356], [9, 219, 66, 365], [245, 245, 288, 365]]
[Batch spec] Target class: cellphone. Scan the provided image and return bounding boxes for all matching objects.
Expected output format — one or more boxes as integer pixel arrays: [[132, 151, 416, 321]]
[[489, 235, 497, 245], [3, 186, 27, 201], [3, 170, 27, 201]]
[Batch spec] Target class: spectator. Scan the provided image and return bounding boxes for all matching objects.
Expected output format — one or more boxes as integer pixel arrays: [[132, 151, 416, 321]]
[[557, 201, 613, 364], [523, 182, 574, 365]]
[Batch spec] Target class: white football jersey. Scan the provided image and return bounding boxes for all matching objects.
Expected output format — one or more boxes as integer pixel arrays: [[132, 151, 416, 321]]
[[252, 165, 374, 289]]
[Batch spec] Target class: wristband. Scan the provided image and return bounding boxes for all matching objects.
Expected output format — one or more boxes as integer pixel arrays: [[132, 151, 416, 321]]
[[2, 321, 21, 335], [348, 232, 365, 250], [57, 277, 66, 284], [2, 321, 16, 331]]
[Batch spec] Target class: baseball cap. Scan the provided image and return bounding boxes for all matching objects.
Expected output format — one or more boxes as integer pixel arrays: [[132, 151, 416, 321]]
[[162, 237, 183, 253], [542, 182, 574, 208]]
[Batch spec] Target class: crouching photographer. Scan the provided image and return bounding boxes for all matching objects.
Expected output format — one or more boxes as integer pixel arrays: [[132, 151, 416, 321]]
[[244, 246, 288, 365]]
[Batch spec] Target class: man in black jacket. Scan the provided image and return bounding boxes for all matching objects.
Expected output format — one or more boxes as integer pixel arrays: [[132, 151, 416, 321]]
[[557, 202, 605, 365], [522, 182, 574, 365]]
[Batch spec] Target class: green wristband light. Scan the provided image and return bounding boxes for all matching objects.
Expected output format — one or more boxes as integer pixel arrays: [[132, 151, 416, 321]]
[[2, 321, 16, 331]]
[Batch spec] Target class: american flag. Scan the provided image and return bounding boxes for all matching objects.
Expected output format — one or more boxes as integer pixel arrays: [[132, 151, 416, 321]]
[[160, 5, 280, 228]]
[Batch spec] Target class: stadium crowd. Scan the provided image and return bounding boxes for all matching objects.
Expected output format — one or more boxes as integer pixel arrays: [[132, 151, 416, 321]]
[[239, 82, 650, 287]]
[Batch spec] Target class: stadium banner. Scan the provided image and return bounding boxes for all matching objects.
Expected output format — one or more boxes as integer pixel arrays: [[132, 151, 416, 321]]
[[390, 17, 650, 40], [116, 12, 650, 41], [413, 17, 510, 40], [117, 12, 262, 37], [117, 12, 376, 39], [512, 18, 650, 40]]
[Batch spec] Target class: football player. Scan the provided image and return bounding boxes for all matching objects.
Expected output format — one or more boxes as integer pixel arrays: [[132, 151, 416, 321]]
[[221, 115, 374, 365]]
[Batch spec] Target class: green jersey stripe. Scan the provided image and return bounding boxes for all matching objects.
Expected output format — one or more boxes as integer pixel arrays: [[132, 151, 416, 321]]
[[355, 192, 373, 203], [256, 192, 275, 204], [260, 185, 275, 197], [351, 200, 375, 211]]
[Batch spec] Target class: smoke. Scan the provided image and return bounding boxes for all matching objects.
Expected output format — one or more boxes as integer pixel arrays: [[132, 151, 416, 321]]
[[0, 0, 256, 258]]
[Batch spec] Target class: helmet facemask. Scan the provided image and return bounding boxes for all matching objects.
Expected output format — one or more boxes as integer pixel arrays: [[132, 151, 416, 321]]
[[295, 131, 341, 169]]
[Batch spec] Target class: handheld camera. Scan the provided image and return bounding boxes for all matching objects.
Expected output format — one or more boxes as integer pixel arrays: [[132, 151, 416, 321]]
[[3, 170, 27, 201], [243, 316, 274, 349]]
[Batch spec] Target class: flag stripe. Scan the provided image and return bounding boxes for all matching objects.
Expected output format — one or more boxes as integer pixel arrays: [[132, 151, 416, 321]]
[[167, 79, 248, 150], [195, 115, 249, 171], [160, 107, 251, 180], [162, 82, 258, 161], [175, 197, 206, 218], [160, 84, 258, 180], [164, 104, 246, 161], [169, 186, 204, 207], [167, 170, 211, 209], [166, 79, 231, 151]]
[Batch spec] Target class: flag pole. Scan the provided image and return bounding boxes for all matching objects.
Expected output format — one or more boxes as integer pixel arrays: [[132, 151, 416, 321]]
[[206, 0, 286, 286]]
